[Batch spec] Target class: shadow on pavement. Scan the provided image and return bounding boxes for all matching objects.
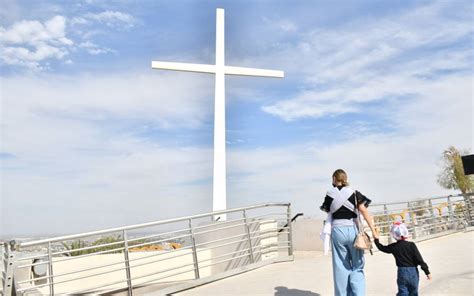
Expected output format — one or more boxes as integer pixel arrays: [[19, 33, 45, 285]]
[[274, 286, 321, 296]]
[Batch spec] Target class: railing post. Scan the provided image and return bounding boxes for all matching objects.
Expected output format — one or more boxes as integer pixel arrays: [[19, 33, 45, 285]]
[[428, 199, 435, 218], [462, 193, 474, 226], [242, 210, 255, 263], [447, 196, 454, 227], [286, 204, 293, 256], [3, 241, 16, 296], [188, 219, 200, 280], [384, 205, 392, 244], [123, 230, 133, 296], [407, 202, 417, 240], [428, 199, 437, 234], [47, 242, 55, 295]]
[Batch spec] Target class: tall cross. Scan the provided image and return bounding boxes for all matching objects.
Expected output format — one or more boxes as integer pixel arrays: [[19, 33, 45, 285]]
[[151, 8, 284, 221]]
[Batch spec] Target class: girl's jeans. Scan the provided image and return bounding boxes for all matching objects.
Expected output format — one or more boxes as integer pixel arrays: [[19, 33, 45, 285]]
[[331, 225, 365, 296], [397, 267, 419, 296]]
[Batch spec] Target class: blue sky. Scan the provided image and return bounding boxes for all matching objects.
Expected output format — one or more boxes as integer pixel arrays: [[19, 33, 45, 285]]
[[1, 0, 472, 236]]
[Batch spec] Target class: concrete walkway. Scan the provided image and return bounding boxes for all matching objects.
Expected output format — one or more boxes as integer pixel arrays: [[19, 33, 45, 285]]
[[175, 231, 474, 295]]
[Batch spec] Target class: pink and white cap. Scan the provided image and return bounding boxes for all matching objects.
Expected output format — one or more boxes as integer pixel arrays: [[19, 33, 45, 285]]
[[390, 222, 409, 240]]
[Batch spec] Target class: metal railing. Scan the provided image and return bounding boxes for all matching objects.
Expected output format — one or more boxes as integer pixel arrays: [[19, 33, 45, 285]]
[[1, 203, 293, 295], [369, 193, 473, 244], [279, 213, 304, 233]]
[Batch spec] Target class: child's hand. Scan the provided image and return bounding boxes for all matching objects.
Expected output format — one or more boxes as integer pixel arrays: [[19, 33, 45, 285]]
[[427, 274, 432, 280], [373, 227, 380, 239]]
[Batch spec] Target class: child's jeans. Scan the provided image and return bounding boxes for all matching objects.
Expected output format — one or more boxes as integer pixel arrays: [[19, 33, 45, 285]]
[[397, 267, 419, 296]]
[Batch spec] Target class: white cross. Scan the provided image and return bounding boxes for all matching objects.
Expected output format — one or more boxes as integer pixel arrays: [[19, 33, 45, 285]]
[[151, 8, 284, 221]]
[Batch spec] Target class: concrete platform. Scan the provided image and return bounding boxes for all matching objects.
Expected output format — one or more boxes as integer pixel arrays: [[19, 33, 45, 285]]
[[174, 231, 474, 295]]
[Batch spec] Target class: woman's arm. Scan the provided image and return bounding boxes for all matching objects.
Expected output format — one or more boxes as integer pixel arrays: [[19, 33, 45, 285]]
[[358, 203, 376, 236]]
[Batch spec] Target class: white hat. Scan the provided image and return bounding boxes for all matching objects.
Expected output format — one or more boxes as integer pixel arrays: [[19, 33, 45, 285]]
[[390, 222, 409, 240]]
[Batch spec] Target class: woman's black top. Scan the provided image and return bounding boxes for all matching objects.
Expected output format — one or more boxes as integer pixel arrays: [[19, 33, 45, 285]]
[[374, 238, 430, 275], [319, 185, 372, 220]]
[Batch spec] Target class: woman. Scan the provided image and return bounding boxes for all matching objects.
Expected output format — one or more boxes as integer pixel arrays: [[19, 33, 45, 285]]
[[320, 169, 377, 296]]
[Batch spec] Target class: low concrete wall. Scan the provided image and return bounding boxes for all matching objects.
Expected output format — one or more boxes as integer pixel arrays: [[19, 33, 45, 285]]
[[194, 218, 278, 275], [11, 219, 283, 294], [292, 219, 324, 251], [18, 249, 212, 295], [195, 220, 252, 275]]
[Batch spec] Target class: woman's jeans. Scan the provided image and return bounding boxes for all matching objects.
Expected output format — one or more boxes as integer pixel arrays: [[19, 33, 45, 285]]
[[331, 225, 365, 296], [397, 267, 419, 296]]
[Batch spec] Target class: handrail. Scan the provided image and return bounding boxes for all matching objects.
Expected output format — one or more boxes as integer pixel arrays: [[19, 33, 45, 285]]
[[278, 213, 304, 233], [17, 202, 290, 248], [371, 193, 472, 207], [3, 202, 293, 296], [368, 192, 472, 244]]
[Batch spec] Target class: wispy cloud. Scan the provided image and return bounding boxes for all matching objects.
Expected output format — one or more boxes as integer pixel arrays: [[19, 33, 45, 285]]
[[71, 10, 136, 29], [1, 0, 472, 235], [2, 72, 214, 134], [226, 0, 472, 215], [261, 1, 473, 120], [262, 17, 297, 33], [230, 77, 472, 214], [79, 40, 114, 55]]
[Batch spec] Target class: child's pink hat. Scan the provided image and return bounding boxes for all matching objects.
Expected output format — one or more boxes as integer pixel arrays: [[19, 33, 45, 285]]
[[390, 222, 409, 240]]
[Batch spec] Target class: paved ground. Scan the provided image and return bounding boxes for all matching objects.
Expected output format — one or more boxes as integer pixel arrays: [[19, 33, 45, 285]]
[[174, 231, 474, 296]]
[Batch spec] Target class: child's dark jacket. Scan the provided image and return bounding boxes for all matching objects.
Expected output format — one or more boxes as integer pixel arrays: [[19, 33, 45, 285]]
[[374, 238, 430, 275]]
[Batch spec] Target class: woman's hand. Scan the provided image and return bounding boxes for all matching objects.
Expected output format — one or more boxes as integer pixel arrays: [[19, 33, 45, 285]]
[[427, 274, 432, 280]]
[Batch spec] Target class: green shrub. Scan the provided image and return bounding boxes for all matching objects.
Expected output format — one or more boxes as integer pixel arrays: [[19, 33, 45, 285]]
[[62, 235, 124, 256]]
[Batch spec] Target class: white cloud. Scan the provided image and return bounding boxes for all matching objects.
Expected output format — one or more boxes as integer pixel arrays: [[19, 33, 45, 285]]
[[261, 1, 473, 120], [1, 0, 472, 236], [2, 141, 214, 235], [2, 72, 214, 135], [0, 9, 136, 70], [226, 1, 473, 217], [2, 70, 470, 234], [279, 20, 297, 32], [229, 78, 472, 217], [0, 15, 73, 69], [91, 11, 135, 27], [1, 71, 216, 235]]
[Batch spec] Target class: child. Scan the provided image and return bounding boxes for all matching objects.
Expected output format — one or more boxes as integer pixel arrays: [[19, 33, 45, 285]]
[[374, 222, 432, 296]]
